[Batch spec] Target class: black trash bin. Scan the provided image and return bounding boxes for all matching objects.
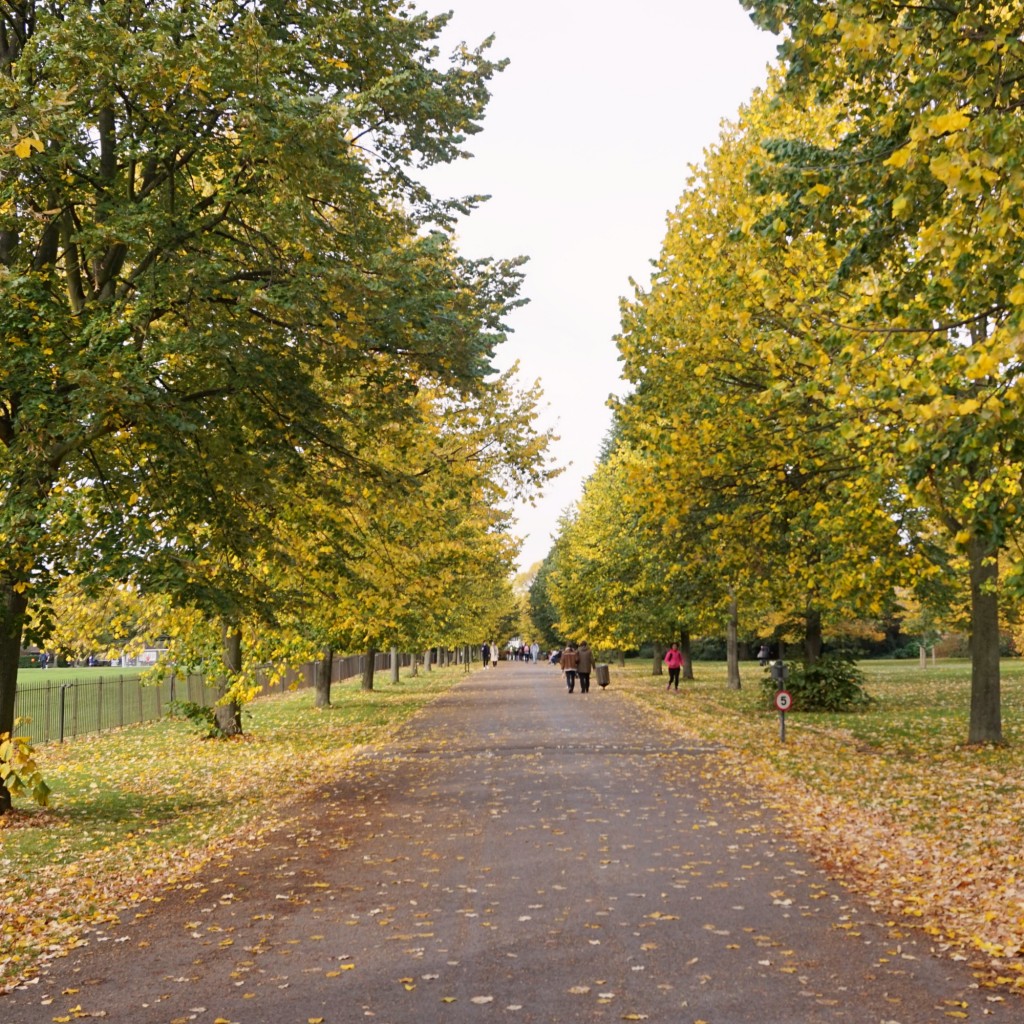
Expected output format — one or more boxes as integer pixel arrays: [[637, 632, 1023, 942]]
[[595, 663, 610, 689]]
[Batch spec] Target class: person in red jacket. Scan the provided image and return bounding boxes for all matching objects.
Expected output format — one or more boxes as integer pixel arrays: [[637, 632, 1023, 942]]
[[663, 643, 683, 691]]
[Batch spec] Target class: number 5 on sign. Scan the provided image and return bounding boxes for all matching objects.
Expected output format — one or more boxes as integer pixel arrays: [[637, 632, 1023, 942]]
[[774, 690, 793, 712]]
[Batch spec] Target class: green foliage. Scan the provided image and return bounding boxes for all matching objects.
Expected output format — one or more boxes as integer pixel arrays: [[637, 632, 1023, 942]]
[[0, 726, 51, 807], [761, 653, 872, 713], [0, 0, 540, 757], [528, 556, 564, 650], [166, 699, 222, 739]]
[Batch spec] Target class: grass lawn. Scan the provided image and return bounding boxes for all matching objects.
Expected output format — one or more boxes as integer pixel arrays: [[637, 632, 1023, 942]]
[[0, 665, 468, 990], [615, 656, 1024, 995], [17, 667, 145, 688]]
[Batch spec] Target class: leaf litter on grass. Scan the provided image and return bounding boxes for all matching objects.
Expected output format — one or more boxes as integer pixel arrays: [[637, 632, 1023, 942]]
[[0, 672, 464, 991], [617, 660, 1024, 994]]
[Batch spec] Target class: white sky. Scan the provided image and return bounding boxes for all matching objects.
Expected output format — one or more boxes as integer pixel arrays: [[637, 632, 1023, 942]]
[[424, 1, 780, 573]]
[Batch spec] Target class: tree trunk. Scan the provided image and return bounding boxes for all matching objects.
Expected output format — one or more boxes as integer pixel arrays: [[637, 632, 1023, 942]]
[[774, 628, 786, 662], [424, 648, 433, 672], [726, 589, 741, 690], [0, 581, 29, 815], [680, 628, 694, 681], [214, 623, 243, 737], [652, 642, 664, 676], [390, 646, 400, 684], [314, 646, 333, 708], [411, 652, 419, 677], [616, 649, 625, 667], [804, 609, 822, 666], [361, 647, 376, 691], [919, 643, 926, 670], [967, 539, 1002, 744]]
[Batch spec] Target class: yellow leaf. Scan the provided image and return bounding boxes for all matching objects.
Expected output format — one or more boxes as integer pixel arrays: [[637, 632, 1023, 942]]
[[930, 154, 962, 188], [885, 145, 914, 169], [13, 137, 44, 158], [928, 111, 971, 136]]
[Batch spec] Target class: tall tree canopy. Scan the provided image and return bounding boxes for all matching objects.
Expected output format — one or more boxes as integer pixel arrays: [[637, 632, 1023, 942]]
[[0, 0, 526, 804], [738, 0, 1024, 741]]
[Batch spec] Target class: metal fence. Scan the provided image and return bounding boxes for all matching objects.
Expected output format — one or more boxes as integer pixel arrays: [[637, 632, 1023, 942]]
[[13, 649, 425, 744]]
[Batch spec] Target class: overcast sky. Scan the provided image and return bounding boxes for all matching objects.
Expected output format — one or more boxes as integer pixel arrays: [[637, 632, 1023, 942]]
[[424, 1, 780, 573]]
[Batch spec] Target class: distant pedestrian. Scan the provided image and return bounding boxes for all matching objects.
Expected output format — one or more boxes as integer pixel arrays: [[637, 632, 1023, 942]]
[[39, 651, 49, 670], [531, 641, 540, 662], [663, 643, 683, 691], [482, 643, 490, 667], [490, 642, 499, 668], [757, 644, 770, 667], [576, 641, 595, 693], [560, 644, 579, 693]]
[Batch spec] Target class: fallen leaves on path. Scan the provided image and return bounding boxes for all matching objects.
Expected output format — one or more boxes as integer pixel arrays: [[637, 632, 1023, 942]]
[[619, 664, 1024, 993], [0, 677, 463, 990]]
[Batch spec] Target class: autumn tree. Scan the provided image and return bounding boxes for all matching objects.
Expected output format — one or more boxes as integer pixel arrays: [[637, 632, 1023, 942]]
[[739, 0, 1024, 742], [612, 85, 918, 695], [270, 367, 555, 702], [0, 0, 521, 807]]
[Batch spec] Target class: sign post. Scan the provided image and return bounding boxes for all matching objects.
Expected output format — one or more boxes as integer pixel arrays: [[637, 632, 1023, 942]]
[[769, 659, 791, 743], [773, 687, 792, 742]]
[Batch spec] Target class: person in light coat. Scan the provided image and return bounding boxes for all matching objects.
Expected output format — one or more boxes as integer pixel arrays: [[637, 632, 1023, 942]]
[[560, 644, 579, 693]]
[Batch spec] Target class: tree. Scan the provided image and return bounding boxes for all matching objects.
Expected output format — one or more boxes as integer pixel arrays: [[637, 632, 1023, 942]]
[[1, 0, 520, 807], [613, 85, 917, 690], [740, 0, 1024, 741], [267, 368, 555, 702]]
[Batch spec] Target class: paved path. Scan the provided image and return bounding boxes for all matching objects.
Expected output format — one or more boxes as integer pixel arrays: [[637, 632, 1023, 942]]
[[2, 662, 1019, 1023]]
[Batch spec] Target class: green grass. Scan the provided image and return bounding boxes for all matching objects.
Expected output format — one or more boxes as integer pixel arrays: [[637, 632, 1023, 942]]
[[16, 666, 145, 688], [634, 656, 1024, 751]]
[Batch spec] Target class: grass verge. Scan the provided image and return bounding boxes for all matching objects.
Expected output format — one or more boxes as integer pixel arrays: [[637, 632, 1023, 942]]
[[614, 657, 1024, 996], [0, 666, 467, 990]]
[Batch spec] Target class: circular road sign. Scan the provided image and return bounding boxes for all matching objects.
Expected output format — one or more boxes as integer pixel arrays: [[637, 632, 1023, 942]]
[[774, 689, 793, 713]]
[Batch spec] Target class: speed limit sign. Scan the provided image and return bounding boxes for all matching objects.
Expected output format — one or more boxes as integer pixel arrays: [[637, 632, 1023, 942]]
[[774, 689, 793, 713]]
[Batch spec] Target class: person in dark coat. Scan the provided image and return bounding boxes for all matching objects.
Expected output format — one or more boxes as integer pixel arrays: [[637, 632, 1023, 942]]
[[576, 641, 595, 693]]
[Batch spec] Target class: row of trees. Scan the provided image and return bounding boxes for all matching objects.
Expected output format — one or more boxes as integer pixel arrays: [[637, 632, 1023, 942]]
[[533, 3, 1024, 744], [1, 1, 555, 811]]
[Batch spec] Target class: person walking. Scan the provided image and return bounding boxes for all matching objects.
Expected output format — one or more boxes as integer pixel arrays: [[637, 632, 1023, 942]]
[[663, 642, 683, 691], [576, 641, 595, 694], [560, 643, 579, 693], [490, 642, 499, 668]]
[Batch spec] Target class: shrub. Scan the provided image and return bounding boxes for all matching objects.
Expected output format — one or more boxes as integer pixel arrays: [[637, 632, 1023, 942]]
[[760, 652, 872, 712], [167, 699, 223, 738], [1, 725, 51, 807]]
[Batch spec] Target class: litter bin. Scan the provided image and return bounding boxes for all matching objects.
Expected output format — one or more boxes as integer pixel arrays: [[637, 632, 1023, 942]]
[[595, 663, 610, 689]]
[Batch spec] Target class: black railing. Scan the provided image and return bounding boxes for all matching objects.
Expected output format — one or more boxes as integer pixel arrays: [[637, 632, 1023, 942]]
[[11, 648, 438, 744]]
